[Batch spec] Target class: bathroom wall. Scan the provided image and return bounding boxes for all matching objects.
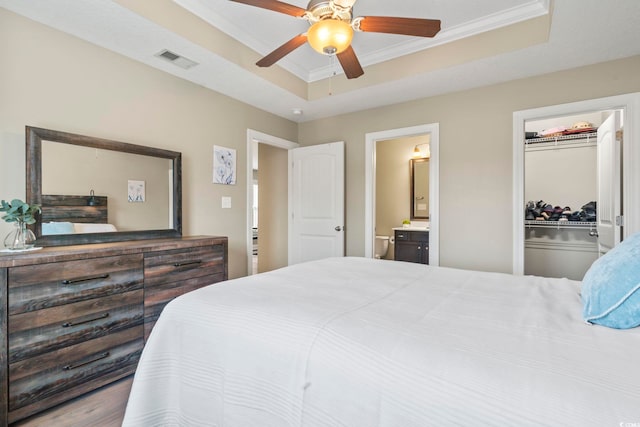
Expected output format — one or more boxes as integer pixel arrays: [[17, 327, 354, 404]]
[[375, 134, 429, 259]]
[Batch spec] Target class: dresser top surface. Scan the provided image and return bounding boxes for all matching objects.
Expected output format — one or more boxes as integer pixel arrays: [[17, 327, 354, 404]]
[[0, 236, 227, 267]]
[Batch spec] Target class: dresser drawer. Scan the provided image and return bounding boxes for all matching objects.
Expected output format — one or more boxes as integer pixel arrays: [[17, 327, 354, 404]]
[[144, 244, 225, 283], [144, 244, 226, 338], [394, 230, 429, 242], [8, 326, 143, 419], [8, 289, 143, 363], [144, 274, 223, 321], [8, 254, 143, 315]]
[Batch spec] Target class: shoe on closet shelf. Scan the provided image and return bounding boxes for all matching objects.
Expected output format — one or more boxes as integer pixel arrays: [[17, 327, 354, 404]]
[[581, 201, 597, 222], [569, 211, 582, 222], [550, 206, 563, 221]]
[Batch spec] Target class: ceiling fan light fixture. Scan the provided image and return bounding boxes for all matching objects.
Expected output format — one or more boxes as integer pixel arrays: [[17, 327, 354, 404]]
[[307, 19, 353, 55]]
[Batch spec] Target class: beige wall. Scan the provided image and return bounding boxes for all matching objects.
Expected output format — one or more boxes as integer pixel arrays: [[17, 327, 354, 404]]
[[257, 144, 288, 272], [298, 55, 640, 273], [0, 9, 297, 278]]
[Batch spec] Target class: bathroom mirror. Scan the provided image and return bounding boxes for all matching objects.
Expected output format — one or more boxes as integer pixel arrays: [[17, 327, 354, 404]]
[[26, 126, 182, 246], [411, 158, 429, 220]]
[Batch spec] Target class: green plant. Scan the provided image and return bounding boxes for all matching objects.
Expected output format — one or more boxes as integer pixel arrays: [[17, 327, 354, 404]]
[[402, 219, 411, 225], [0, 199, 41, 225]]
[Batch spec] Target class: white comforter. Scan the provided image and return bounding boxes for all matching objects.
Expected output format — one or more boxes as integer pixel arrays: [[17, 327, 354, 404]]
[[123, 257, 640, 427]]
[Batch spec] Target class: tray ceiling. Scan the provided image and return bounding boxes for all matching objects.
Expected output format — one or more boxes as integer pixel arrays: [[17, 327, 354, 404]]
[[1, 0, 640, 122]]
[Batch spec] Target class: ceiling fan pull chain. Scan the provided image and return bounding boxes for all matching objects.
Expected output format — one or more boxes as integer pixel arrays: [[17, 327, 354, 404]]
[[329, 54, 337, 96]]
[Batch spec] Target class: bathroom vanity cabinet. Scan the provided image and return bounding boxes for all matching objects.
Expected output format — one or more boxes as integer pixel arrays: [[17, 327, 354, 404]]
[[394, 229, 429, 264]]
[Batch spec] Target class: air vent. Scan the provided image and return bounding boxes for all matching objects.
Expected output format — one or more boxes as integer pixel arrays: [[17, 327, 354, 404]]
[[155, 49, 198, 70]]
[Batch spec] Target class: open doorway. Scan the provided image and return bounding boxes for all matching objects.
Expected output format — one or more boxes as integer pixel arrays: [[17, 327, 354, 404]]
[[365, 123, 440, 265], [512, 92, 640, 276], [374, 134, 430, 260], [522, 110, 622, 280], [246, 130, 298, 276]]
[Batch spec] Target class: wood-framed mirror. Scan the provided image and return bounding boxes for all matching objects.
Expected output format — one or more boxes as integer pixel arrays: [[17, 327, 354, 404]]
[[26, 126, 182, 246], [410, 157, 429, 220]]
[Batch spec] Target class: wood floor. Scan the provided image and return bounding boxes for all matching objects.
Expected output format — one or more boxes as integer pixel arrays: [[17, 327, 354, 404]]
[[12, 377, 132, 427]]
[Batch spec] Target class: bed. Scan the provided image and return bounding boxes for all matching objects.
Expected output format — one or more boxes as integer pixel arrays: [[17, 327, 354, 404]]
[[40, 194, 117, 235], [123, 247, 640, 426]]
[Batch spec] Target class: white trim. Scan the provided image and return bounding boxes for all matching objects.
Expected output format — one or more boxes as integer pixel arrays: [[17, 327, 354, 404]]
[[176, 0, 548, 83], [365, 123, 440, 266], [512, 92, 640, 275], [246, 129, 299, 276]]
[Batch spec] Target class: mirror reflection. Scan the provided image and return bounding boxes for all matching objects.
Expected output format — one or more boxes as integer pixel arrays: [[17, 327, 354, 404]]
[[42, 141, 172, 233], [411, 158, 429, 219]]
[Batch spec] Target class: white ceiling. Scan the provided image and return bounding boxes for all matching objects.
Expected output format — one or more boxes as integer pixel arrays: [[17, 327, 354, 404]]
[[2, 0, 640, 122]]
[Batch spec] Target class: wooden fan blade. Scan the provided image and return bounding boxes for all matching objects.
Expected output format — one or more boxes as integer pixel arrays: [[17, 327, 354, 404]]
[[358, 16, 441, 38], [337, 46, 364, 79], [256, 34, 308, 67], [229, 0, 307, 17]]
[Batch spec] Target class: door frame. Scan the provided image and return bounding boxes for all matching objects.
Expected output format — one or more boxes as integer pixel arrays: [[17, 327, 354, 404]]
[[365, 123, 440, 265], [512, 92, 640, 275], [246, 129, 299, 275]]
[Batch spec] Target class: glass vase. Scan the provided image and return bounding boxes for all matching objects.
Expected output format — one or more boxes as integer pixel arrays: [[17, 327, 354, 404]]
[[4, 221, 37, 250]]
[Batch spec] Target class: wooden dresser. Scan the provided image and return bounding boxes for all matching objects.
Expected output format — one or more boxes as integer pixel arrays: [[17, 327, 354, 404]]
[[0, 236, 227, 425]]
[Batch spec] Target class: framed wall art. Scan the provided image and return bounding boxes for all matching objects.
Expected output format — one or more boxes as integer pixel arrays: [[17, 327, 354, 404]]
[[213, 145, 236, 185]]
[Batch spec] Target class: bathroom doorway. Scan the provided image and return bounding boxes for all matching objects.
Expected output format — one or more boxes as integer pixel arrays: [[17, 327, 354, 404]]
[[365, 123, 440, 265], [374, 135, 430, 260]]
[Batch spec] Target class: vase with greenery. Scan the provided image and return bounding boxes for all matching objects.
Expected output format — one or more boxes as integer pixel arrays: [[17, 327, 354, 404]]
[[1, 199, 41, 250]]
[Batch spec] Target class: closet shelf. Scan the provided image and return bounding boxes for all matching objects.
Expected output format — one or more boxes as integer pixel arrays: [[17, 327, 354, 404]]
[[525, 132, 597, 147], [525, 220, 596, 230]]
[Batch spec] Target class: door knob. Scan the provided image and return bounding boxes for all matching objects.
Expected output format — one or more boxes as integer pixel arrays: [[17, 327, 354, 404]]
[[335, 226, 342, 232]]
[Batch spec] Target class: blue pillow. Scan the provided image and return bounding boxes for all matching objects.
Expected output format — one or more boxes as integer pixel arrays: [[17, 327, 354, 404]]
[[582, 232, 640, 329], [42, 221, 75, 235]]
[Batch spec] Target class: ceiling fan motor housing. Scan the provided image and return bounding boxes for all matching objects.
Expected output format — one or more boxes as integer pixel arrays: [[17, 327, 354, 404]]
[[306, 0, 352, 23]]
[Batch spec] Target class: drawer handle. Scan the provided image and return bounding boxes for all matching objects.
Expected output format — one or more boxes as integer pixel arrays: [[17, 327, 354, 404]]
[[174, 260, 202, 268], [63, 351, 110, 371], [62, 273, 110, 285], [62, 312, 109, 328]]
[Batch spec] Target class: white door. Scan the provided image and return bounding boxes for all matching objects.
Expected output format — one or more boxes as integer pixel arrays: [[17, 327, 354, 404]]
[[289, 141, 345, 264], [597, 111, 622, 254]]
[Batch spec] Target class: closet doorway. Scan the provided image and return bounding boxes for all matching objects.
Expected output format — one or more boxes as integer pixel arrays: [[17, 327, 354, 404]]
[[512, 92, 640, 278]]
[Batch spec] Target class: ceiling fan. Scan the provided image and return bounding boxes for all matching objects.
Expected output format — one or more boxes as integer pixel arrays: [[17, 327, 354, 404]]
[[229, 0, 441, 79]]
